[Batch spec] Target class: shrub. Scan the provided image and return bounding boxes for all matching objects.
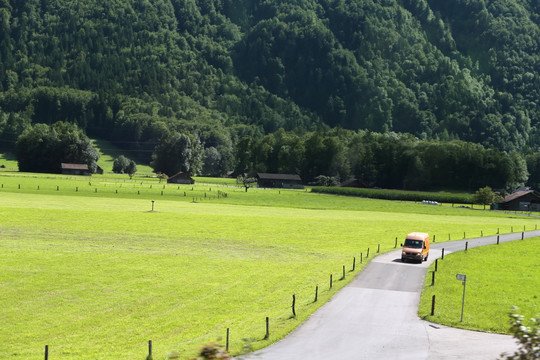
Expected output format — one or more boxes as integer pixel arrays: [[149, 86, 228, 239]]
[[499, 308, 540, 360], [311, 186, 473, 204], [191, 342, 230, 360]]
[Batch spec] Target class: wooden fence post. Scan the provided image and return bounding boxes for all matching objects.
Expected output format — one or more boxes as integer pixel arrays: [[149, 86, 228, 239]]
[[431, 271, 435, 286], [226, 328, 230, 351], [431, 295, 436, 316], [441, 248, 445, 260], [330, 274, 333, 289], [292, 294, 296, 317], [148, 340, 152, 358], [264, 317, 270, 340], [314, 285, 318, 303], [44, 345, 49, 360]]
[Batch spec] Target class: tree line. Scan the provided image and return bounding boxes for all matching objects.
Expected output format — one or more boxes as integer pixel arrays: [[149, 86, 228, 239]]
[[233, 128, 528, 192], [15, 122, 531, 193]]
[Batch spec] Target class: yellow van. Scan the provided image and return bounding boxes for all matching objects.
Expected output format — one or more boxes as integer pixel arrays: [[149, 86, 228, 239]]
[[401, 232, 430, 263]]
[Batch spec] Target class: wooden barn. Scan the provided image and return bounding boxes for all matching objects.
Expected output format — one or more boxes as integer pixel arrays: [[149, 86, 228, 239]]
[[256, 173, 304, 189], [61, 163, 91, 176], [167, 172, 195, 184], [497, 189, 540, 211]]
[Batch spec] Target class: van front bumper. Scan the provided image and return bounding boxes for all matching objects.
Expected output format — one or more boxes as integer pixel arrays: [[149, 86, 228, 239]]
[[401, 252, 423, 261]]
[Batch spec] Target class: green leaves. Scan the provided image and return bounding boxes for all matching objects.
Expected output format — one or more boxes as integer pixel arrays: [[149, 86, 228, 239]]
[[15, 121, 99, 173], [1, 0, 540, 165]]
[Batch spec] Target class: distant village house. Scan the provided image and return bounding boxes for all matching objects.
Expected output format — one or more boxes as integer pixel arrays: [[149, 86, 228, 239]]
[[61, 163, 91, 176], [256, 173, 304, 189], [497, 188, 540, 211], [167, 172, 195, 184]]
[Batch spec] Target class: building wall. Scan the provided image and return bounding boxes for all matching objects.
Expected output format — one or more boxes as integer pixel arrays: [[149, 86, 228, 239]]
[[504, 194, 540, 211]]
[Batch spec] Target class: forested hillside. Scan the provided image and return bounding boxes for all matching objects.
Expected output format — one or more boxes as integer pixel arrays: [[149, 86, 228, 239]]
[[0, 0, 539, 187]]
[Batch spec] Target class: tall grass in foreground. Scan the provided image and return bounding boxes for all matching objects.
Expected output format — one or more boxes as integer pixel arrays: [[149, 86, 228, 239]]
[[418, 238, 540, 333]]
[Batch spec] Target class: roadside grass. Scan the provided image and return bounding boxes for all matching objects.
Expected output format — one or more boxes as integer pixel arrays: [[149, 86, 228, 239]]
[[418, 238, 540, 333], [1, 173, 539, 359]]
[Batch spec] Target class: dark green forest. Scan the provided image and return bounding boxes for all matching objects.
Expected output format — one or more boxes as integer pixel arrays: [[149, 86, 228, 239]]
[[1, 0, 540, 190]]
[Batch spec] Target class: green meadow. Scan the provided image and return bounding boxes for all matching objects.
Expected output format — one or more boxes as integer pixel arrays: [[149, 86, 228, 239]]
[[419, 238, 540, 333], [0, 173, 538, 359]]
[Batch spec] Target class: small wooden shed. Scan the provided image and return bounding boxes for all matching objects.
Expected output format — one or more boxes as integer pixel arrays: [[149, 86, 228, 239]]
[[167, 172, 195, 184], [61, 163, 91, 176], [256, 173, 304, 189], [497, 189, 540, 211]]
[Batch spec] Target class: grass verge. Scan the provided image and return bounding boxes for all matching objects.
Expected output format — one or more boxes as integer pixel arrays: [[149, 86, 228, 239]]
[[418, 238, 540, 333]]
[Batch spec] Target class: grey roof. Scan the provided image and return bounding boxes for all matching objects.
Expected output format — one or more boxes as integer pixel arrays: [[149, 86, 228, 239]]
[[257, 173, 302, 181], [61, 163, 89, 170], [168, 171, 192, 179], [501, 190, 539, 203]]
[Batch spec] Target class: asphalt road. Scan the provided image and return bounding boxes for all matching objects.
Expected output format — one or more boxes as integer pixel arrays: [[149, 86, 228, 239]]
[[237, 231, 540, 360]]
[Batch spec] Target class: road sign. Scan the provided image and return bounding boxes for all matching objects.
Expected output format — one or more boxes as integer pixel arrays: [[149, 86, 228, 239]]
[[456, 273, 467, 321]]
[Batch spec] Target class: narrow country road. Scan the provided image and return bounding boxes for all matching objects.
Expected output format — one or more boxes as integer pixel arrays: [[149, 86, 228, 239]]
[[238, 231, 540, 360]]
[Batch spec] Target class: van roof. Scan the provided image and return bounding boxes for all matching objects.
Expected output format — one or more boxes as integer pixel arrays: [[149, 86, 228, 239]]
[[406, 232, 429, 240]]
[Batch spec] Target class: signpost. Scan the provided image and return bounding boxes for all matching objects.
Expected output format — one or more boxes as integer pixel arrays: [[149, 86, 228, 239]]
[[456, 274, 466, 322]]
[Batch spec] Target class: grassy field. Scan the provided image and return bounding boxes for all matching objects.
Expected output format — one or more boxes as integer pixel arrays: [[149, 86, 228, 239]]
[[91, 139, 154, 175], [418, 238, 540, 333], [0, 173, 538, 359], [0, 151, 18, 171]]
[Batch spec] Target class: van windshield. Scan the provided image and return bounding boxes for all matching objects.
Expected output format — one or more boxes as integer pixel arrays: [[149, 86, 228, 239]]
[[404, 239, 423, 248]]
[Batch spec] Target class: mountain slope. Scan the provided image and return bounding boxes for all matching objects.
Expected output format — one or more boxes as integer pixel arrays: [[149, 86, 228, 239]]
[[0, 0, 539, 154]]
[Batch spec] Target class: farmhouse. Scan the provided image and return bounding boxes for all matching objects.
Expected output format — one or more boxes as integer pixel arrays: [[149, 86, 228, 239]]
[[497, 188, 540, 211], [257, 173, 304, 189], [167, 171, 195, 184], [61, 163, 91, 176]]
